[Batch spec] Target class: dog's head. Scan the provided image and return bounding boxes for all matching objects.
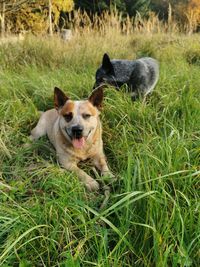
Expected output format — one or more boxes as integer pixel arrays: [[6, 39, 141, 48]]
[[94, 53, 116, 88], [54, 86, 103, 149]]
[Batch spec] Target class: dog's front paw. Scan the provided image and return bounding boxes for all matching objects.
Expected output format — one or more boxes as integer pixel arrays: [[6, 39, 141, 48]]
[[102, 171, 115, 179], [85, 178, 99, 191], [101, 171, 117, 186]]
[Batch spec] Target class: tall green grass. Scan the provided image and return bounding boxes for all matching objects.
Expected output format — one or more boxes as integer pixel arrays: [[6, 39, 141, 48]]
[[0, 32, 199, 266]]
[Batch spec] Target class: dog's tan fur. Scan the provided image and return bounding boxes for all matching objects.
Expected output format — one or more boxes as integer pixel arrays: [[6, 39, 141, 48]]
[[30, 86, 112, 191]]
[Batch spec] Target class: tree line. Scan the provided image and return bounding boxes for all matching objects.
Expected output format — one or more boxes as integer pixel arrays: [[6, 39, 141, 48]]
[[0, 0, 200, 36]]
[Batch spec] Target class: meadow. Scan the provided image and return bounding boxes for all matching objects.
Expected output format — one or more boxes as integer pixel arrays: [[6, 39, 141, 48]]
[[0, 27, 200, 266]]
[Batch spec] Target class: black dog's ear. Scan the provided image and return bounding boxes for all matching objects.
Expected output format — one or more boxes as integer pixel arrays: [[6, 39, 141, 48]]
[[54, 87, 69, 110], [102, 53, 114, 75], [88, 85, 105, 110]]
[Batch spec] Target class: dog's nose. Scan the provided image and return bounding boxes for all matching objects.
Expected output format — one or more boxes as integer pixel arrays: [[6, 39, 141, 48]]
[[71, 125, 83, 138]]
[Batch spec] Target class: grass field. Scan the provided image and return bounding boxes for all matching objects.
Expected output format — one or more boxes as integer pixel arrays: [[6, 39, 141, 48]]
[[0, 32, 200, 266]]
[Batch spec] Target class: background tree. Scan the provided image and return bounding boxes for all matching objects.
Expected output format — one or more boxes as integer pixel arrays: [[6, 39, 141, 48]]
[[74, 0, 150, 16], [150, 0, 170, 20], [0, 0, 5, 36], [150, 0, 200, 31], [1, 0, 74, 35], [124, 0, 150, 17], [52, 0, 74, 28], [174, 0, 200, 32], [74, 0, 114, 14], [0, 0, 29, 36]]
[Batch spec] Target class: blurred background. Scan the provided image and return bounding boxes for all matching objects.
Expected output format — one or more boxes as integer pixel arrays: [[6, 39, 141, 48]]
[[0, 0, 200, 37]]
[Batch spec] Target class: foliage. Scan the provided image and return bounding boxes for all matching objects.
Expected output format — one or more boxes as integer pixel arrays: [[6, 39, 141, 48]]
[[175, 0, 200, 32], [67, 9, 180, 35], [4, 0, 74, 33], [52, 0, 74, 27], [125, 0, 150, 16], [150, 0, 200, 31], [150, 0, 171, 20], [74, 0, 150, 16], [74, 0, 123, 13], [1, 0, 200, 34]]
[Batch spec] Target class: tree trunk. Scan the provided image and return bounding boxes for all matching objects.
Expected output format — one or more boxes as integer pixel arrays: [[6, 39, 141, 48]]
[[0, 1, 5, 37], [49, 0, 53, 36]]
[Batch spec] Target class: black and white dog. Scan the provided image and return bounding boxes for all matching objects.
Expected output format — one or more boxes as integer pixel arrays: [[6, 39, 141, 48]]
[[94, 53, 159, 100]]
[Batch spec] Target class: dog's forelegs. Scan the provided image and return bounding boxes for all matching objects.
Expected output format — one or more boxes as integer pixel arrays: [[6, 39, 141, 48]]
[[93, 153, 113, 178], [58, 157, 99, 191]]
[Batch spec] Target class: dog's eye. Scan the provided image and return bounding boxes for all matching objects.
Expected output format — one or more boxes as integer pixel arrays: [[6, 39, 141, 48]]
[[82, 113, 91, 120], [63, 112, 73, 122]]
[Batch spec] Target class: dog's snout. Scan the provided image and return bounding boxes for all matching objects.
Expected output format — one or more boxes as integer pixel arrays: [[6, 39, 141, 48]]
[[71, 125, 83, 138]]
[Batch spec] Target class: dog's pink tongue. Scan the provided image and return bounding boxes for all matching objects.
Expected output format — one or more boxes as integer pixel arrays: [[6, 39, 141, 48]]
[[72, 137, 85, 149]]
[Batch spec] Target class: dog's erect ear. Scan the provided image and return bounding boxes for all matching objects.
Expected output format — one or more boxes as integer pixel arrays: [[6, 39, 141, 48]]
[[102, 53, 114, 75], [89, 85, 104, 110], [54, 87, 69, 110]]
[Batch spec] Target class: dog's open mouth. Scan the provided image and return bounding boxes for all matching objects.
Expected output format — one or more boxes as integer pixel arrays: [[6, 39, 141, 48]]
[[72, 137, 86, 149], [66, 128, 92, 149]]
